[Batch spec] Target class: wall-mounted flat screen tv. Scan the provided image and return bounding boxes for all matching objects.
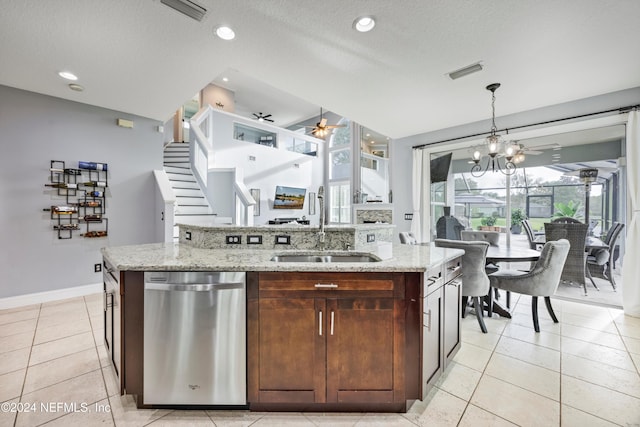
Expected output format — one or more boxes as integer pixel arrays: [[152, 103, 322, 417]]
[[273, 186, 306, 209], [430, 152, 452, 183]]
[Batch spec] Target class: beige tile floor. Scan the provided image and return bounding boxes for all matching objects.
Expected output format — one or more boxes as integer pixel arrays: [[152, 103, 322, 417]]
[[1, 293, 640, 426]]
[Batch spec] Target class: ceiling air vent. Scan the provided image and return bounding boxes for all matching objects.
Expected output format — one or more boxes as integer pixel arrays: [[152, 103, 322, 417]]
[[160, 0, 207, 22]]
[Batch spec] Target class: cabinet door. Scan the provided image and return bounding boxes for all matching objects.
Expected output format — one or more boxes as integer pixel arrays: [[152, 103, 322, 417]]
[[254, 297, 326, 403], [422, 286, 442, 398], [443, 278, 462, 364], [326, 297, 402, 404]]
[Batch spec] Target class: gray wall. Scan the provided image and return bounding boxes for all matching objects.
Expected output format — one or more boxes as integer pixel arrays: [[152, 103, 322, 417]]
[[390, 87, 640, 239], [0, 85, 163, 299]]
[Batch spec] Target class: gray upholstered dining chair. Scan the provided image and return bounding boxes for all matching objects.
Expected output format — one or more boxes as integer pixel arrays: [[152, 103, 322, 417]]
[[488, 239, 570, 332], [434, 239, 491, 333], [544, 222, 589, 295], [460, 229, 501, 294], [586, 222, 625, 290], [460, 230, 500, 246], [399, 231, 417, 244]]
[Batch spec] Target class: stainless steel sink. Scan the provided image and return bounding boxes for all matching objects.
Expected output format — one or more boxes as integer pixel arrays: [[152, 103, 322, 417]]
[[270, 253, 381, 263]]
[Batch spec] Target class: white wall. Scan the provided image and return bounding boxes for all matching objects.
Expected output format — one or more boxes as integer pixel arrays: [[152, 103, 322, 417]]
[[208, 110, 324, 225], [390, 87, 640, 241], [0, 85, 163, 299]]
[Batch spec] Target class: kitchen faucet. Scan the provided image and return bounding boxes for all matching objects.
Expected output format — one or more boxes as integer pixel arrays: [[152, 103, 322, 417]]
[[317, 185, 325, 250]]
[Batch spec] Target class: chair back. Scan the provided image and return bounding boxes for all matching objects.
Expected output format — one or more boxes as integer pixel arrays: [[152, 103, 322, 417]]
[[604, 222, 624, 246], [434, 239, 490, 297], [522, 220, 537, 250], [525, 239, 571, 295], [460, 230, 500, 246], [544, 222, 588, 284], [399, 231, 417, 245], [552, 217, 583, 223]]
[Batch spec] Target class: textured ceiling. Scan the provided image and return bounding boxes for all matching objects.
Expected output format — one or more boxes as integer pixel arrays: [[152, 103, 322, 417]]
[[1, 0, 639, 139]]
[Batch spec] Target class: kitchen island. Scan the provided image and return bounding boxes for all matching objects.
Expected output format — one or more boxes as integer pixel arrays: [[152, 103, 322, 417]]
[[101, 241, 463, 412]]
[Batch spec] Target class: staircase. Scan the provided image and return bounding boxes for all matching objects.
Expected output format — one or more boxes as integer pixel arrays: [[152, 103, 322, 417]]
[[163, 143, 217, 236]]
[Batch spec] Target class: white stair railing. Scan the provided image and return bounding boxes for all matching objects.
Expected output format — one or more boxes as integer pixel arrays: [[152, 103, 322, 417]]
[[153, 169, 176, 243], [190, 104, 215, 189], [190, 105, 256, 226]]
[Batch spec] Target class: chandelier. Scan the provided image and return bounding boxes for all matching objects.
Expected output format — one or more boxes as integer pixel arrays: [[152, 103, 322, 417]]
[[470, 83, 525, 177]]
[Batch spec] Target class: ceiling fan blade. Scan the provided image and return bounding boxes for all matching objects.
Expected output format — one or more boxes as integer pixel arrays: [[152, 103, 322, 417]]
[[319, 118, 328, 128], [524, 150, 542, 155], [263, 114, 272, 119], [326, 124, 346, 129], [265, 118, 274, 122], [252, 113, 260, 119]]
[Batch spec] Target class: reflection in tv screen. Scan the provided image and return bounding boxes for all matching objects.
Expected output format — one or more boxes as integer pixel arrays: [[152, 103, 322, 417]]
[[273, 186, 306, 209]]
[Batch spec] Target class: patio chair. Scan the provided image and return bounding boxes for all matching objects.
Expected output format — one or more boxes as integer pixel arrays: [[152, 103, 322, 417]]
[[544, 222, 590, 295], [586, 222, 624, 290], [551, 217, 583, 224], [434, 239, 491, 333], [488, 239, 570, 332], [522, 220, 544, 251]]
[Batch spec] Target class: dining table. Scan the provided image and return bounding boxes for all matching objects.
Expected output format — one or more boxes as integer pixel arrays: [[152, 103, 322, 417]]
[[533, 234, 608, 251]]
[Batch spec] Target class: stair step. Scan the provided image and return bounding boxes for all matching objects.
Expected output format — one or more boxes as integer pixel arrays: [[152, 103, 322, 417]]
[[165, 170, 196, 181], [167, 178, 198, 185], [174, 188, 203, 197], [164, 165, 192, 172]]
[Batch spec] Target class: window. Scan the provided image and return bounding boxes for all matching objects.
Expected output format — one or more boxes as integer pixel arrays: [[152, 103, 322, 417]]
[[328, 120, 352, 223]]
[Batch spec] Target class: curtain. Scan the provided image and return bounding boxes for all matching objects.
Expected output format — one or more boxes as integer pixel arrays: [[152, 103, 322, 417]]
[[411, 149, 423, 242], [410, 149, 432, 243], [622, 110, 640, 317]]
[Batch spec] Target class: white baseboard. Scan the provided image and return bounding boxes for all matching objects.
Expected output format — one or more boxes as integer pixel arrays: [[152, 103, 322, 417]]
[[0, 283, 102, 310]]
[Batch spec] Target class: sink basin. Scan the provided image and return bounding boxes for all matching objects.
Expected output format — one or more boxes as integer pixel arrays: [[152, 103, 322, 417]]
[[271, 253, 381, 263]]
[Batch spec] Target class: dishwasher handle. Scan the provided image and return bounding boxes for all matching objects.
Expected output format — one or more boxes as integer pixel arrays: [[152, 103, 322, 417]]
[[144, 282, 245, 292]]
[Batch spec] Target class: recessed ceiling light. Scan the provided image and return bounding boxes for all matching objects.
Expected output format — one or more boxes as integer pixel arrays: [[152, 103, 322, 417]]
[[215, 26, 235, 40], [58, 71, 78, 81], [68, 83, 84, 92], [353, 16, 375, 32], [222, 77, 229, 82]]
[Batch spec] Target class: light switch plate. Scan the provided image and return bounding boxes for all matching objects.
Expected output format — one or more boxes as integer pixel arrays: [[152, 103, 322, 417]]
[[275, 235, 291, 245], [247, 235, 262, 244]]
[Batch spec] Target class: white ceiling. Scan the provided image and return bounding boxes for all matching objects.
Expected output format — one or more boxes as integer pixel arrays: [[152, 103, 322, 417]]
[[1, 0, 639, 139]]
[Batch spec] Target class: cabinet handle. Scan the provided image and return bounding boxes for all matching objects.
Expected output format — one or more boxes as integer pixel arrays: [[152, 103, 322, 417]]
[[319, 311, 323, 336], [314, 283, 338, 288], [448, 264, 461, 273], [106, 292, 113, 309], [427, 309, 432, 332], [330, 311, 335, 335]]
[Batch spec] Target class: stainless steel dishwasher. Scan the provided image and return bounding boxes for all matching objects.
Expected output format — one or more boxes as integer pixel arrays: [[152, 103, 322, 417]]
[[143, 271, 246, 406]]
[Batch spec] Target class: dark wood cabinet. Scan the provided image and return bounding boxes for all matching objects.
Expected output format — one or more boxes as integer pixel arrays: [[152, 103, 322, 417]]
[[421, 258, 462, 398], [248, 272, 406, 411]]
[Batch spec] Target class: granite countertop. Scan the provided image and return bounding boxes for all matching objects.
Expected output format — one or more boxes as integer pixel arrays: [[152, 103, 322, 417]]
[[101, 242, 463, 272], [177, 223, 395, 232]]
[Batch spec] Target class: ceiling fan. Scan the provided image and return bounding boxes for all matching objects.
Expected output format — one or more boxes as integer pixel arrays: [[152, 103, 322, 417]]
[[306, 108, 345, 137], [253, 112, 273, 122]]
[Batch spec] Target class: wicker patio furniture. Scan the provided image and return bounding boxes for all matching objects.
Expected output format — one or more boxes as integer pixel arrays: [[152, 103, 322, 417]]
[[544, 222, 590, 295], [586, 222, 625, 290]]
